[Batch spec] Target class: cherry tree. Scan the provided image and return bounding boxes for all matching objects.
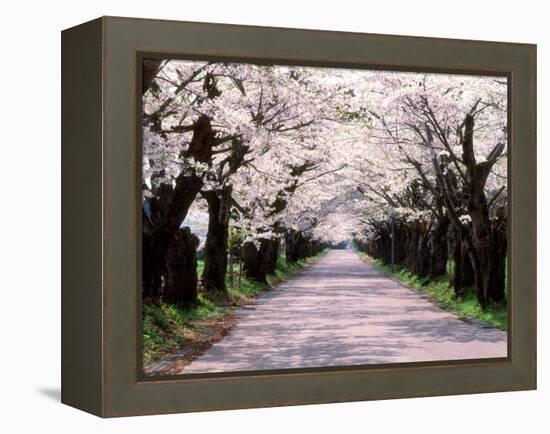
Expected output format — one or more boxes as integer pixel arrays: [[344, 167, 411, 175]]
[[142, 59, 507, 309], [353, 71, 507, 305], [142, 60, 356, 294]]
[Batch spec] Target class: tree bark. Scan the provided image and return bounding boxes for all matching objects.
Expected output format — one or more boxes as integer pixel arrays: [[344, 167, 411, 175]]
[[265, 238, 280, 275], [142, 115, 215, 300], [429, 216, 449, 278], [142, 59, 163, 94], [414, 222, 431, 278], [490, 207, 507, 303], [463, 116, 505, 306], [164, 227, 200, 307], [285, 229, 305, 263], [431, 114, 506, 308], [142, 174, 203, 300], [202, 185, 233, 292], [451, 235, 475, 297], [297, 236, 312, 261], [405, 224, 418, 271], [242, 238, 274, 283]]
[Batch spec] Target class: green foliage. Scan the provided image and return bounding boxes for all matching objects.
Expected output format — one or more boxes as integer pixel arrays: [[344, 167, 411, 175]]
[[142, 249, 329, 365], [358, 253, 507, 330], [142, 294, 230, 365], [228, 226, 246, 253], [195, 259, 204, 277]]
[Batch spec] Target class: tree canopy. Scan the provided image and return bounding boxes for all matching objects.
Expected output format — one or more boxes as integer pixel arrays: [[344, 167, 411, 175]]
[[142, 59, 507, 307]]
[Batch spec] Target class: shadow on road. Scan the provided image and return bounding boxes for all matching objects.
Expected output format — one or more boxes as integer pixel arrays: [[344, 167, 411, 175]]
[[175, 250, 507, 374]]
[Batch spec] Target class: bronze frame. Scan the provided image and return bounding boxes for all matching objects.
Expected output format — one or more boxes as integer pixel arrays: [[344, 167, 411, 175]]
[[61, 16, 536, 417]]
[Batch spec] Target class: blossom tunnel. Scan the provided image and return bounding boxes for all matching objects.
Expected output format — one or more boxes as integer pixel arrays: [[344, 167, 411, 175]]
[[141, 59, 508, 310]]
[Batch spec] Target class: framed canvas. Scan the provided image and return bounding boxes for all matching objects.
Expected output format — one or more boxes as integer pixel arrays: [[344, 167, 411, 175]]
[[61, 16, 536, 417]]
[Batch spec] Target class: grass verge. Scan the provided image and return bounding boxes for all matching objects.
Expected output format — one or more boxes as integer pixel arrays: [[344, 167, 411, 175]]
[[143, 250, 328, 366], [357, 252, 507, 331]]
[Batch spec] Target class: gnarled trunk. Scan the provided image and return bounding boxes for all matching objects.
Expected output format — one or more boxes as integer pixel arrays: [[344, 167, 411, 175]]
[[142, 115, 215, 301], [142, 174, 203, 300], [164, 227, 200, 307], [462, 115, 506, 306], [468, 176, 505, 307], [242, 238, 276, 283], [431, 114, 506, 308], [202, 186, 232, 292]]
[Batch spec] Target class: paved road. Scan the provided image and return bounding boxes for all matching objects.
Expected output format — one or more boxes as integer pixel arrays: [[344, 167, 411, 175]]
[[179, 250, 507, 374]]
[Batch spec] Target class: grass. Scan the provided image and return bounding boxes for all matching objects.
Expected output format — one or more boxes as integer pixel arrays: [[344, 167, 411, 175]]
[[142, 295, 230, 365], [357, 252, 507, 331], [143, 250, 328, 365]]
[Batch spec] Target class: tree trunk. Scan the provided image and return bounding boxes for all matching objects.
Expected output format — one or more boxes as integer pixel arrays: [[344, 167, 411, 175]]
[[490, 207, 507, 303], [461, 114, 505, 307], [297, 236, 312, 261], [406, 224, 418, 271], [285, 229, 311, 263], [426, 113, 507, 308], [429, 216, 449, 278], [142, 115, 215, 301], [265, 238, 279, 275], [451, 237, 474, 297], [142, 59, 163, 94], [415, 223, 431, 278], [468, 178, 505, 307], [164, 227, 200, 307], [142, 174, 203, 300], [242, 238, 271, 283], [285, 229, 300, 263], [202, 186, 232, 292], [396, 222, 408, 265]]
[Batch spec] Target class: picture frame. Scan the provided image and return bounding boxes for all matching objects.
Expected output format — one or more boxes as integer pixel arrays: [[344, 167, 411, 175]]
[[61, 16, 536, 417]]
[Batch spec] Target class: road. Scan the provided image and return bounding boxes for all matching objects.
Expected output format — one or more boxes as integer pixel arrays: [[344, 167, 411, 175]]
[[178, 249, 507, 374]]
